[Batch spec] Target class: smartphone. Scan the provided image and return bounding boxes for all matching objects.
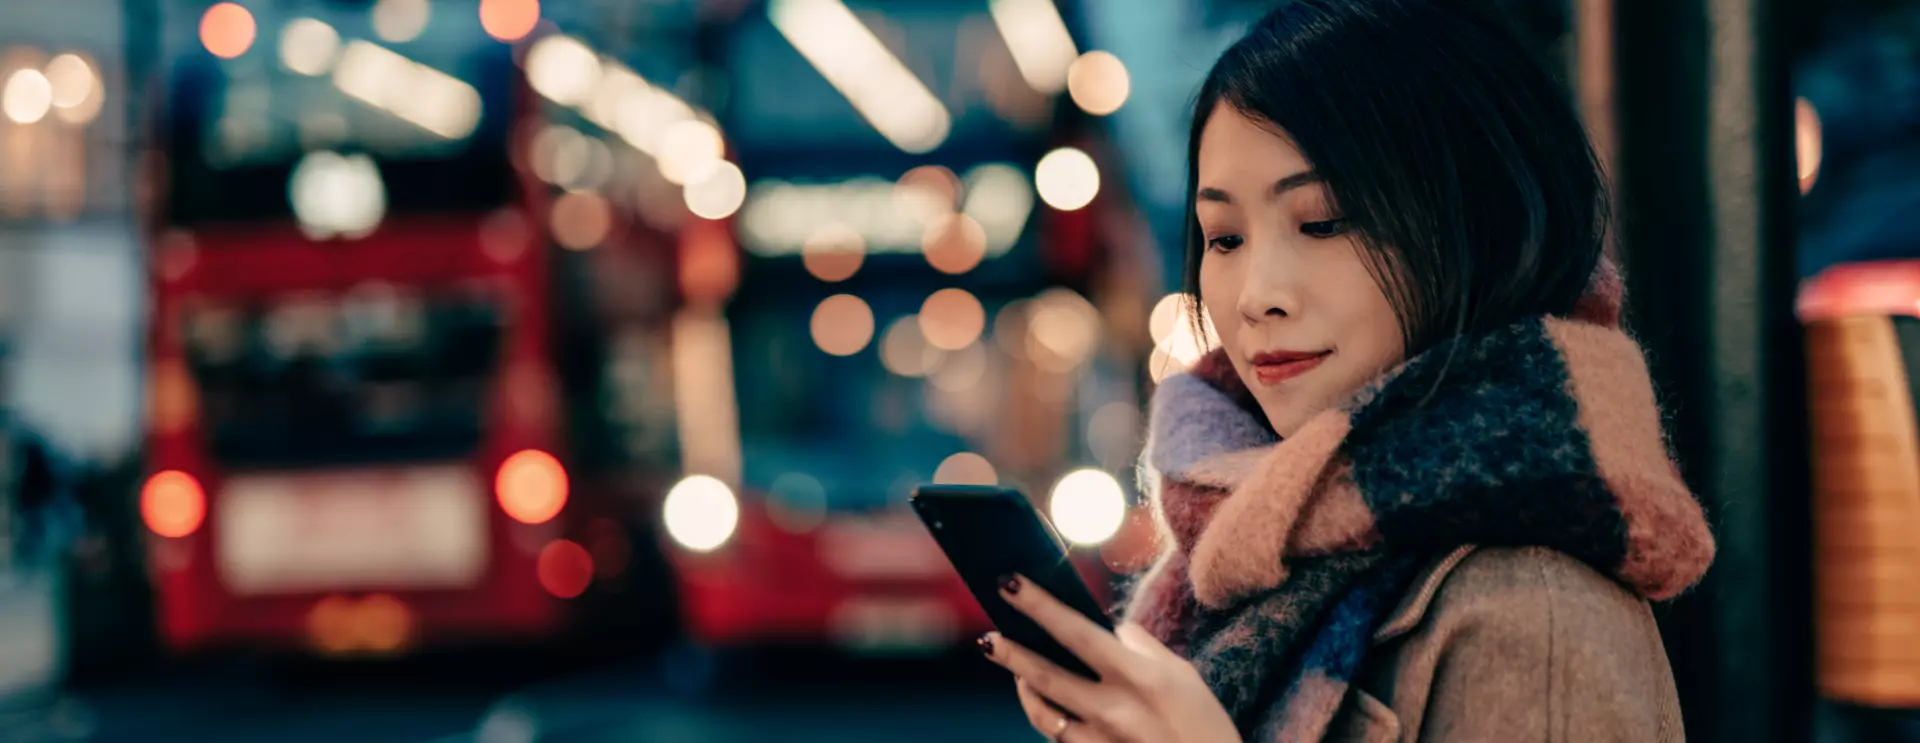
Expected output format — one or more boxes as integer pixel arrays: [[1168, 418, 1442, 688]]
[[910, 484, 1113, 680]]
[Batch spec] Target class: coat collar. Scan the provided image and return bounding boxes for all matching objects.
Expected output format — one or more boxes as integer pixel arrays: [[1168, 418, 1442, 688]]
[[1371, 545, 1479, 643]]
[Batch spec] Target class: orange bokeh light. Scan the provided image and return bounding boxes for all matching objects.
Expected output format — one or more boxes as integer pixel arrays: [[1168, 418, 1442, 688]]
[[141, 470, 207, 538], [199, 3, 257, 60], [495, 449, 569, 524], [480, 0, 541, 42], [537, 539, 595, 599]]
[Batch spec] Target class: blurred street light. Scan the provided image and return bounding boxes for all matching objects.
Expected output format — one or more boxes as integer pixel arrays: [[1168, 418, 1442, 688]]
[[1036, 147, 1099, 211], [988, 0, 1078, 95], [551, 191, 612, 251], [1049, 469, 1126, 545], [769, 0, 952, 154], [1066, 51, 1130, 116], [934, 452, 999, 486], [280, 18, 342, 77], [684, 160, 747, 220], [479, 0, 540, 43], [525, 36, 600, 106], [47, 52, 104, 125], [921, 289, 987, 351], [200, 3, 258, 60], [961, 163, 1034, 256], [333, 41, 482, 139], [373, 0, 433, 44], [657, 119, 726, 186], [289, 151, 388, 239], [922, 213, 987, 275], [802, 222, 866, 282], [881, 316, 940, 378], [811, 294, 875, 356], [2, 69, 52, 124]]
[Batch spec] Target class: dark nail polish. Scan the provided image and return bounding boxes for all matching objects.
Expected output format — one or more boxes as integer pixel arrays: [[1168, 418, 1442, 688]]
[[1001, 574, 1021, 594], [977, 634, 995, 656]]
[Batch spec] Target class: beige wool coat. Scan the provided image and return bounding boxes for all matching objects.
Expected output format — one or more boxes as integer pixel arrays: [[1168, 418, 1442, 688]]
[[1327, 545, 1686, 743]]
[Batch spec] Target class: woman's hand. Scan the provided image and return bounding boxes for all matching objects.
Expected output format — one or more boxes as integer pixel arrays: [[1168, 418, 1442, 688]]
[[980, 575, 1241, 743]]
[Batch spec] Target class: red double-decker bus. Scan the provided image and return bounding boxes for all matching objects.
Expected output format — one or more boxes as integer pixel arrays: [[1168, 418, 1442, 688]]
[[136, 20, 663, 656]]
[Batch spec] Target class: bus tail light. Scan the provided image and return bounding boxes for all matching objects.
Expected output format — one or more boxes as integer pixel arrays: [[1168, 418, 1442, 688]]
[[142, 470, 208, 538], [495, 449, 568, 524]]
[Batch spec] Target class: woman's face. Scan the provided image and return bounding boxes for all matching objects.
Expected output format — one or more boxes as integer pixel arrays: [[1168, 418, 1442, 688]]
[[1194, 104, 1405, 437]]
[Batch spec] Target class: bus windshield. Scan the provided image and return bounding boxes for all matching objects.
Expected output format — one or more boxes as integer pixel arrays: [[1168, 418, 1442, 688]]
[[162, 40, 518, 226], [181, 284, 503, 467], [730, 301, 982, 510]]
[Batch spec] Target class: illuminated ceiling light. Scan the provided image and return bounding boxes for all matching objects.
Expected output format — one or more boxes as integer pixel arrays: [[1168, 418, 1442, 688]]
[[550, 191, 613, 251], [768, 0, 952, 154], [922, 213, 987, 275], [288, 151, 388, 240], [894, 165, 960, 225], [1036, 147, 1099, 211], [279, 18, 342, 77], [200, 3, 258, 60], [683, 160, 747, 220], [988, 0, 1078, 95], [525, 35, 600, 107], [880, 316, 941, 378], [920, 289, 987, 351], [657, 119, 726, 185], [802, 222, 866, 282], [333, 41, 483, 139], [2, 69, 52, 124], [962, 163, 1034, 256], [479, 0, 540, 42], [372, 0, 433, 44], [933, 452, 998, 486], [1796, 97, 1822, 196], [811, 294, 876, 357], [929, 340, 988, 393], [1066, 50, 1130, 116]]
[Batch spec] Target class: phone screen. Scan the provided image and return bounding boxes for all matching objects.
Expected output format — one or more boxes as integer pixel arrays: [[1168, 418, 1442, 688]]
[[911, 485, 1113, 680]]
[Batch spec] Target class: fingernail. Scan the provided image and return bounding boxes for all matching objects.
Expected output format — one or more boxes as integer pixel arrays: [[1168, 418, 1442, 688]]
[[977, 634, 996, 656], [1000, 574, 1022, 595]]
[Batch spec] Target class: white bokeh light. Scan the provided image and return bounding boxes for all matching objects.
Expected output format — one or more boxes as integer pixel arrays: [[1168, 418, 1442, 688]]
[[663, 475, 740, 552], [3, 69, 53, 125], [684, 160, 747, 220], [525, 35, 602, 107], [288, 151, 388, 239], [1035, 147, 1099, 211], [279, 18, 341, 76], [1049, 469, 1126, 545]]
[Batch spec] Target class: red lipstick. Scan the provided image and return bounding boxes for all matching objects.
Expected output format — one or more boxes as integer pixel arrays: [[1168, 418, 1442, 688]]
[[1249, 349, 1330, 386]]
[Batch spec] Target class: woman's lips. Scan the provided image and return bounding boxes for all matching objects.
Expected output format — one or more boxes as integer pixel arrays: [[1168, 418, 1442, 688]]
[[1249, 350, 1330, 386]]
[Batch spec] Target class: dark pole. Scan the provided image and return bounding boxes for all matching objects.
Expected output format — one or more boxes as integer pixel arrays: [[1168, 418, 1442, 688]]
[[1615, 0, 1813, 740]]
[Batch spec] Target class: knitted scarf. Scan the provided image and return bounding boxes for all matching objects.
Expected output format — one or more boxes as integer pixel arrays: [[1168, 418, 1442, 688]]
[[1120, 271, 1715, 742]]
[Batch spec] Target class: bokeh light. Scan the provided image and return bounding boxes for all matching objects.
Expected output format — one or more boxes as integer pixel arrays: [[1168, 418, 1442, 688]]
[[684, 160, 747, 220], [551, 191, 613, 251], [536, 540, 595, 599], [200, 3, 258, 60], [962, 163, 1035, 255], [767, 473, 828, 533], [1026, 288, 1101, 371], [920, 289, 986, 351], [525, 35, 601, 106], [921, 213, 987, 275], [811, 294, 875, 356], [1049, 469, 1127, 545], [2, 69, 52, 124], [288, 151, 388, 239], [663, 475, 740, 552], [657, 119, 727, 186], [895, 165, 961, 225], [801, 223, 865, 282], [1066, 51, 1130, 116], [372, 0, 432, 44], [880, 316, 940, 378], [279, 18, 342, 77], [1036, 147, 1099, 211], [480, 0, 540, 42], [1796, 97, 1822, 195], [46, 53, 104, 125], [933, 452, 998, 486], [929, 341, 988, 393]]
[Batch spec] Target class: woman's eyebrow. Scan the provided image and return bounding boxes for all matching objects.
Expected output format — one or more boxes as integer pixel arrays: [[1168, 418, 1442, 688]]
[[1195, 170, 1320, 205]]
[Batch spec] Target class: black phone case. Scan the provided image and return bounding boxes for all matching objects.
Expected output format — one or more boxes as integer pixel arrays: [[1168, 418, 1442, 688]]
[[910, 484, 1113, 680]]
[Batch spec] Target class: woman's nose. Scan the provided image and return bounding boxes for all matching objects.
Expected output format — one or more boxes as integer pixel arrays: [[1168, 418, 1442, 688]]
[[1237, 247, 1297, 322]]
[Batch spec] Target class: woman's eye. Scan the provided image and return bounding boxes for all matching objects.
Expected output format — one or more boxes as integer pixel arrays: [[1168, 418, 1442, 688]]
[[1300, 219, 1348, 239], [1205, 234, 1244, 252]]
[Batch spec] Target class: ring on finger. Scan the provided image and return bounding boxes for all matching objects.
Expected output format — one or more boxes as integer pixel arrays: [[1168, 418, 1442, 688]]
[[1050, 716, 1070, 740]]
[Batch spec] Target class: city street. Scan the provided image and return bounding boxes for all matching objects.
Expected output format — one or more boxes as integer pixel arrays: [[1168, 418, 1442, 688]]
[[3, 644, 1041, 742]]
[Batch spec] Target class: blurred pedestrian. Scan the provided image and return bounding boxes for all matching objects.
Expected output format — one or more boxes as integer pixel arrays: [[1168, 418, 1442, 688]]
[[977, 1, 1715, 740]]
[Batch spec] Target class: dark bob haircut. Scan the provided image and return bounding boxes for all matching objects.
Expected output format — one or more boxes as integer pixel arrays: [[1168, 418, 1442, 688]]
[[1184, 0, 1610, 356]]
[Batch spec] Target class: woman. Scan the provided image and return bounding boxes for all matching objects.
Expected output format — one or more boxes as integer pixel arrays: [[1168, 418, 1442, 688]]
[[977, 1, 1716, 741]]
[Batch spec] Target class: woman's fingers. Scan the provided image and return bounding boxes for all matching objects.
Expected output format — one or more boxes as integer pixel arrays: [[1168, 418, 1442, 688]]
[[981, 632, 1104, 720], [999, 575, 1130, 679], [1016, 679, 1071, 737]]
